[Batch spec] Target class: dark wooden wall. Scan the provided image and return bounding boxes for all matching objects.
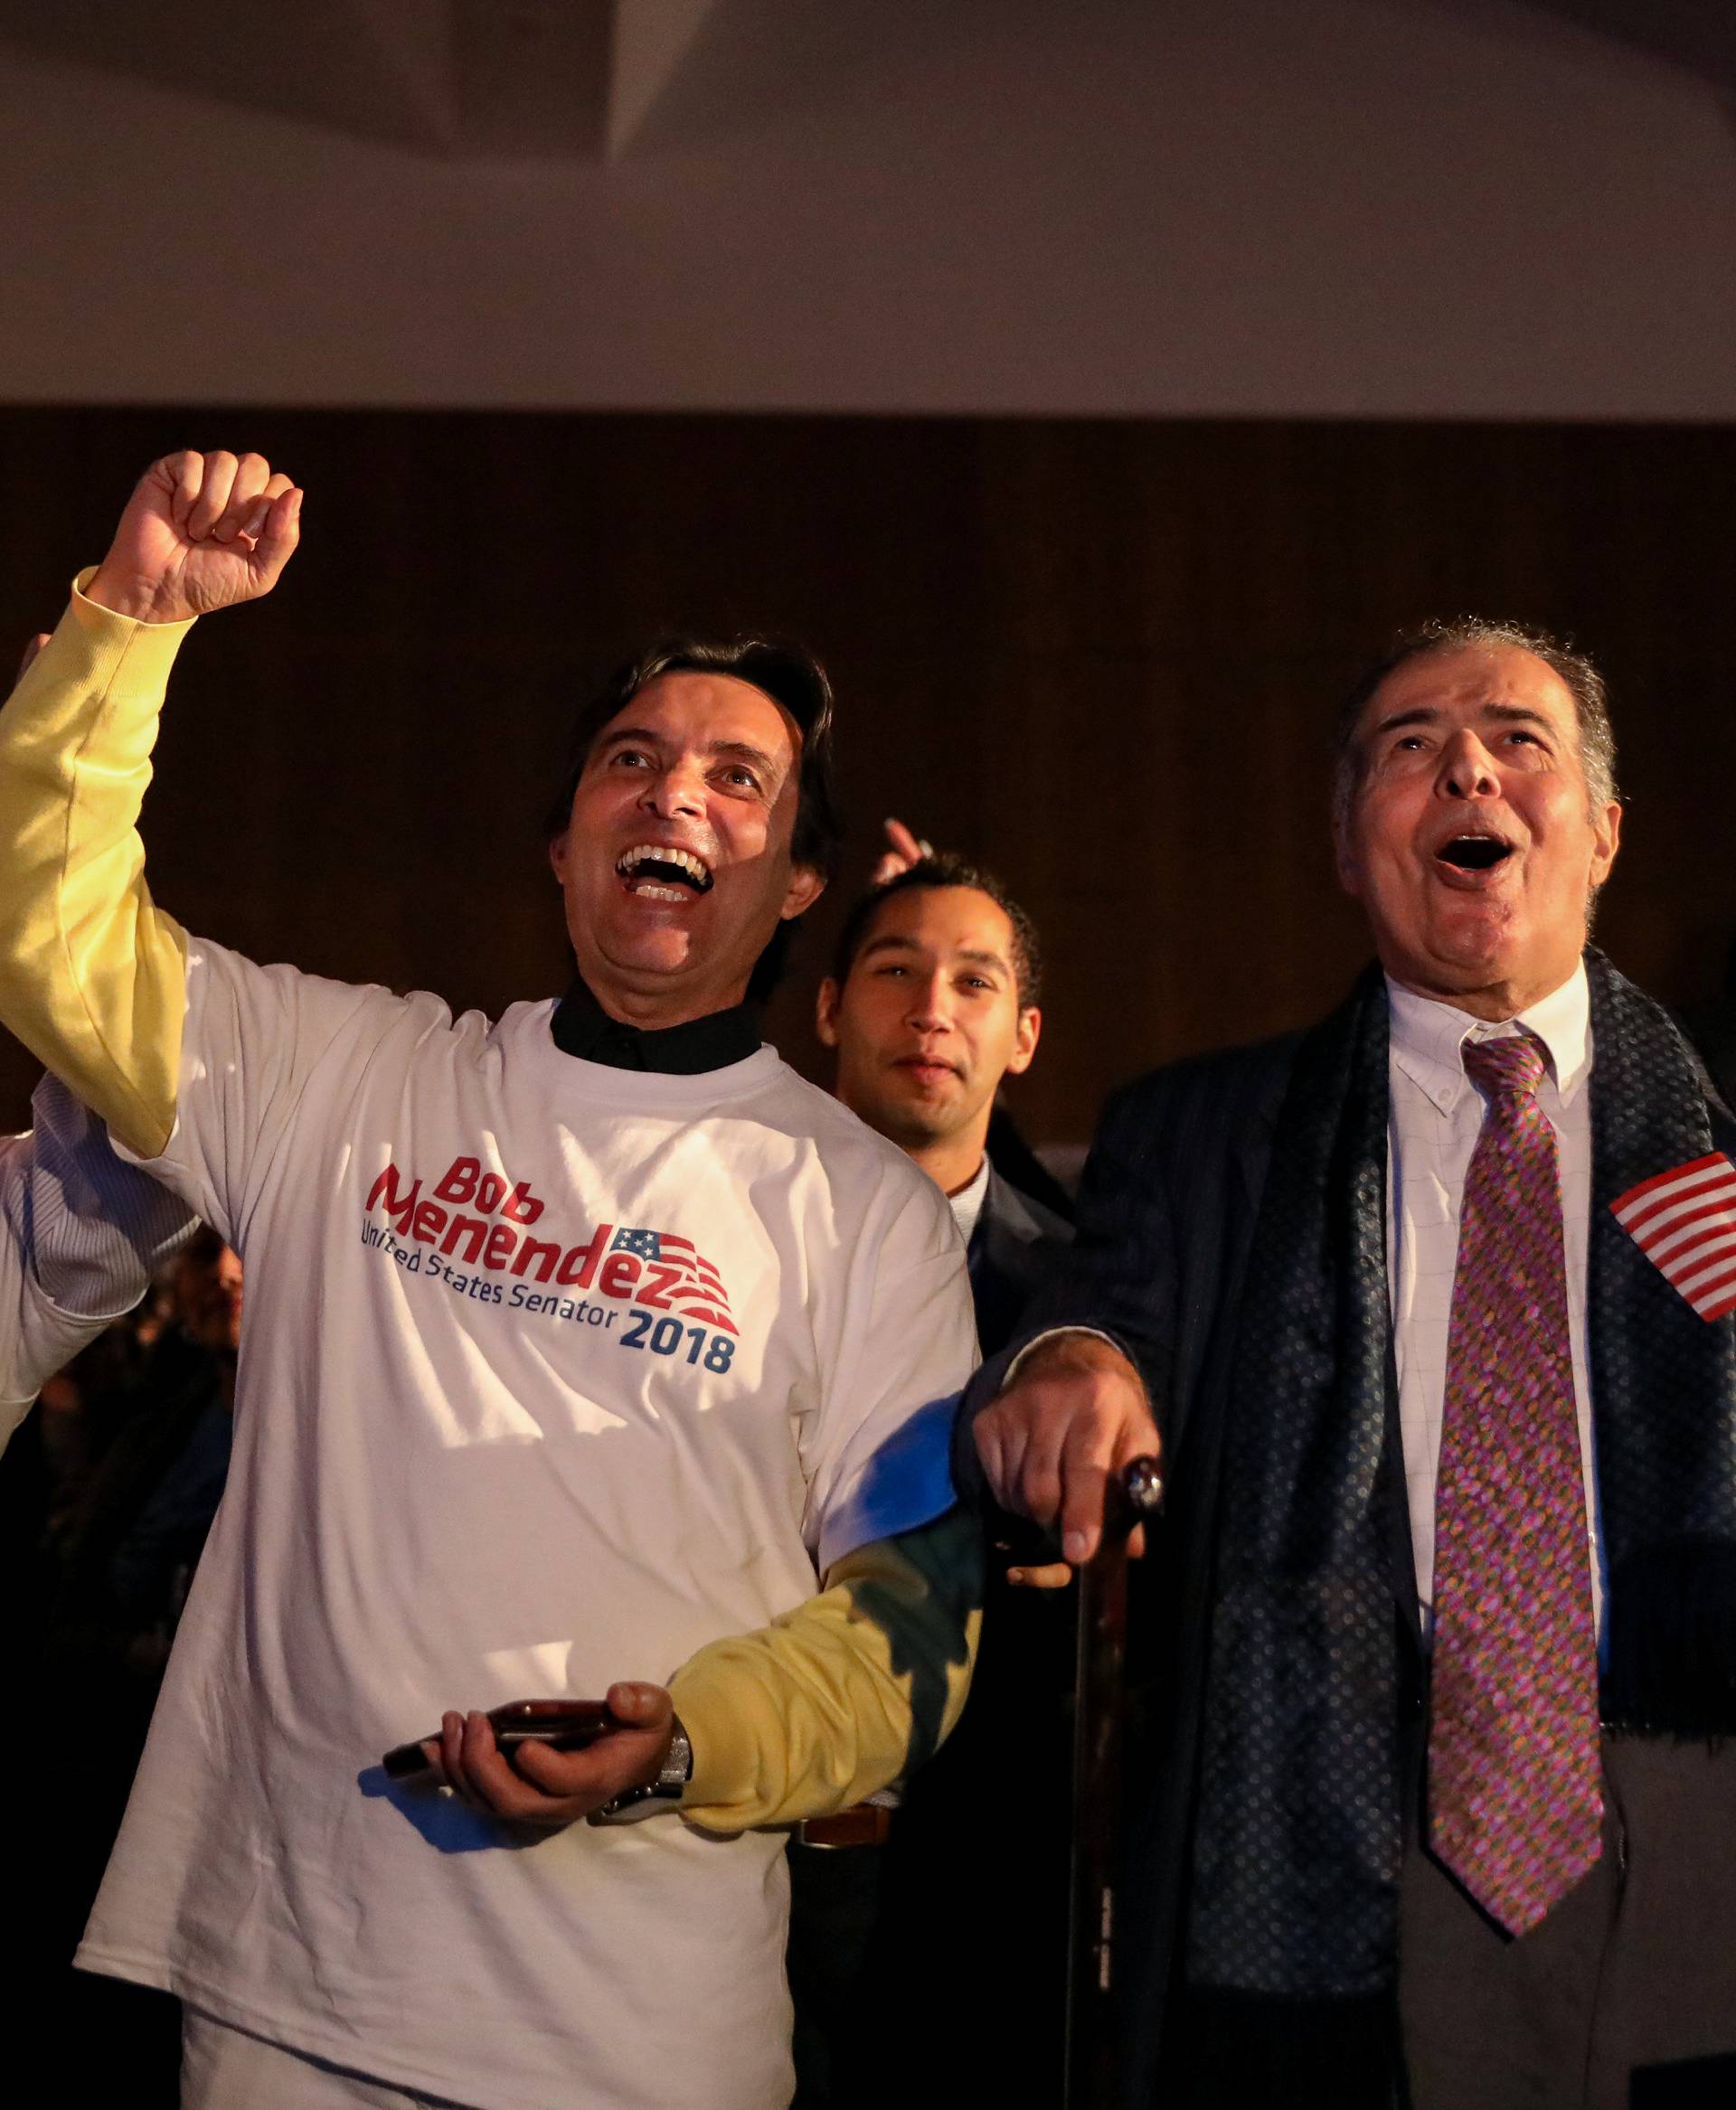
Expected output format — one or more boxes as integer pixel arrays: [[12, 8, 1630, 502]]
[[3, 409, 1733, 1144]]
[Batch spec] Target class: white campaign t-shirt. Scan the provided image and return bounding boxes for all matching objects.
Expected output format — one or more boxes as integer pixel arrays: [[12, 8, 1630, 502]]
[[78, 939, 977, 2110]]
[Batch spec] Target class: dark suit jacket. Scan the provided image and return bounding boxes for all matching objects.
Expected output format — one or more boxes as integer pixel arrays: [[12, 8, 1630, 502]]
[[967, 1163, 1074, 1359], [962, 1033, 1431, 2101], [966, 1006, 1736, 2103]]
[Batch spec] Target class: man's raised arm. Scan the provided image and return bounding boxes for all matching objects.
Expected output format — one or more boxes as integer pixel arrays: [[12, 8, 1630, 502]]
[[0, 452, 300, 1156]]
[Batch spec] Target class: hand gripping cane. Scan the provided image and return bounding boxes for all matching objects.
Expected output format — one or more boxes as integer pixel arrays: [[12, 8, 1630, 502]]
[[1065, 1454, 1164, 2110]]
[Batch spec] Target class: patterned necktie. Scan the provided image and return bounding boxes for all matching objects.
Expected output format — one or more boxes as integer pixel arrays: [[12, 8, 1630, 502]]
[[1428, 1030, 1602, 1936]]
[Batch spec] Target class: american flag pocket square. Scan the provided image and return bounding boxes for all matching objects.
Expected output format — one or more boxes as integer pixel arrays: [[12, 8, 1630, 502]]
[[1610, 1153, 1736, 1321]]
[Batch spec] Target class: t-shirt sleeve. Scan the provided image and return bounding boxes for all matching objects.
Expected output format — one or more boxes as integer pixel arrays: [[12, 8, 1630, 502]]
[[798, 1168, 980, 1576], [136, 935, 406, 1248]]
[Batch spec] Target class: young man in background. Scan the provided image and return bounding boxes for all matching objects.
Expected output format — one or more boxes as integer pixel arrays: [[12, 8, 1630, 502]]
[[796, 852, 1076, 2106]]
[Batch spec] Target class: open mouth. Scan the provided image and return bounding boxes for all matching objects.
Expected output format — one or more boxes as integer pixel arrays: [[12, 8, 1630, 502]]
[[616, 843, 714, 899], [1435, 833, 1514, 873]]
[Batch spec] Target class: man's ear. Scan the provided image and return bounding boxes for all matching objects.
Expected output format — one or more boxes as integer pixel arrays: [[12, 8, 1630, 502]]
[[1589, 799, 1622, 890], [781, 863, 826, 920], [549, 833, 570, 883], [1005, 1005, 1041, 1078], [815, 976, 841, 1050]]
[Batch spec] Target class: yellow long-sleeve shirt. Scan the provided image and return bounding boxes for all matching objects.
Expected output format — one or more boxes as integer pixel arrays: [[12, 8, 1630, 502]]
[[0, 579, 981, 1832]]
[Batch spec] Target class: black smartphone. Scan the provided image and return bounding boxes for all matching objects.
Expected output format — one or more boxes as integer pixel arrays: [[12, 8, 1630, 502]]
[[382, 1697, 619, 1780]]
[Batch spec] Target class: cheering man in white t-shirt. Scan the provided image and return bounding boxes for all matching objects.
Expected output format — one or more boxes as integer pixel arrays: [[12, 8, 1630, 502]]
[[0, 450, 982, 2110]]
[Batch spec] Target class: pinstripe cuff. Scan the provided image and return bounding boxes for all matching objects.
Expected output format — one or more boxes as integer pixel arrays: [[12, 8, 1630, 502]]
[[26, 1073, 197, 1315]]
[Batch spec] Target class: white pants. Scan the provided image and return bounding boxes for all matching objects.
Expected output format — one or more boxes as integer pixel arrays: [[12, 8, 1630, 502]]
[[180, 2010, 474, 2109]]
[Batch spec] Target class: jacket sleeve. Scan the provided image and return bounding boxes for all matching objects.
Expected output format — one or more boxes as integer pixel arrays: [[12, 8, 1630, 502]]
[[951, 1075, 1185, 1515], [0, 578, 196, 1158], [669, 1505, 983, 1832]]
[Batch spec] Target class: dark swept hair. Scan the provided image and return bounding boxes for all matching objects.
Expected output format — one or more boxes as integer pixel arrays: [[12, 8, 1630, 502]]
[[829, 855, 1043, 1008], [543, 634, 845, 1003], [1330, 617, 1618, 837], [543, 634, 844, 877]]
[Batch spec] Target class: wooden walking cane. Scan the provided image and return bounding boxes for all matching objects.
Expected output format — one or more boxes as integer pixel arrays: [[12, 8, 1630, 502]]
[[1065, 1454, 1164, 2110]]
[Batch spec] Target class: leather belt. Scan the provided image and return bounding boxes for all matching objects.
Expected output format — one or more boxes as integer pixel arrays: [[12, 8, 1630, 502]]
[[795, 1803, 893, 1850]]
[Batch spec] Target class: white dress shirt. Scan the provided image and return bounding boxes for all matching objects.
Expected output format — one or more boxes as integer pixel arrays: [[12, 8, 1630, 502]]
[[947, 1155, 991, 1246], [1386, 965, 1605, 1634]]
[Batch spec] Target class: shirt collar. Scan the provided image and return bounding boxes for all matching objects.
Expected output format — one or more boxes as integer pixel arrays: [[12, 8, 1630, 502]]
[[948, 1156, 992, 1245], [1385, 958, 1591, 1115], [549, 974, 762, 1075]]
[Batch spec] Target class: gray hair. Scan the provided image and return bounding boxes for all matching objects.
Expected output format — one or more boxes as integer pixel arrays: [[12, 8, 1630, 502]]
[[1329, 617, 1618, 838]]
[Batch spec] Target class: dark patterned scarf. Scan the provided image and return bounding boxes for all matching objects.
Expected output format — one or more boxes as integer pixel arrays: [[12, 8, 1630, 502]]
[[1187, 950, 1736, 2002]]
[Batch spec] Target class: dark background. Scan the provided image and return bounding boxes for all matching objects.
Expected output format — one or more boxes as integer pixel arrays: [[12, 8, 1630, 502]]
[[4, 408, 1733, 1147]]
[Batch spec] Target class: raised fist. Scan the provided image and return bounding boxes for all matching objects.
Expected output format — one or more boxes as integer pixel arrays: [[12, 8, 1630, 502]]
[[84, 450, 302, 626]]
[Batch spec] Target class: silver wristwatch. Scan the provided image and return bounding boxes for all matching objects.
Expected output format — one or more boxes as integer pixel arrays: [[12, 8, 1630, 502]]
[[587, 1714, 693, 1826]]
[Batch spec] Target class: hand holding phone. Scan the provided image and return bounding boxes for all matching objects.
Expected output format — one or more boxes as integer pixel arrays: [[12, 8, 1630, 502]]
[[383, 1697, 618, 1781], [385, 1681, 680, 1832]]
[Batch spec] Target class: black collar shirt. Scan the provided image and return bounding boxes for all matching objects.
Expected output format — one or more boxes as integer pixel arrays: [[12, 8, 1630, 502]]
[[549, 975, 762, 1076]]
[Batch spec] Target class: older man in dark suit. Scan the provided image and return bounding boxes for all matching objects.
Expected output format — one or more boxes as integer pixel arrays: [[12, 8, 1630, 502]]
[[964, 621, 1736, 2109]]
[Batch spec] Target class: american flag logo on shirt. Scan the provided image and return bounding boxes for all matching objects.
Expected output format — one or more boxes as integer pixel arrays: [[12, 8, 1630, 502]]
[[612, 1226, 738, 1334], [1610, 1153, 1736, 1322]]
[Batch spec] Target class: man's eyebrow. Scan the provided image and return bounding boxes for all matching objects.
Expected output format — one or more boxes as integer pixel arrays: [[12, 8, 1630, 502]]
[[592, 729, 786, 777], [857, 934, 1010, 975], [1480, 704, 1556, 731], [1372, 702, 1556, 738], [706, 739, 785, 777], [1371, 705, 1439, 737]]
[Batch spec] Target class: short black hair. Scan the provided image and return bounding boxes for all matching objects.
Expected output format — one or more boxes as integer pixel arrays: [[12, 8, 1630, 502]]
[[830, 855, 1043, 1008], [543, 635, 845, 1002]]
